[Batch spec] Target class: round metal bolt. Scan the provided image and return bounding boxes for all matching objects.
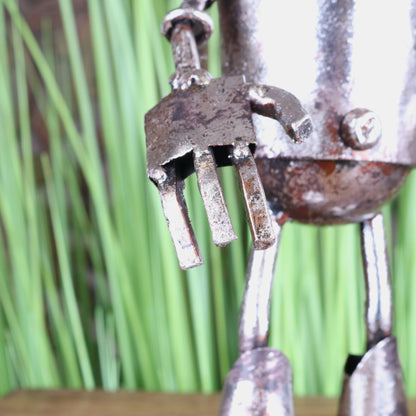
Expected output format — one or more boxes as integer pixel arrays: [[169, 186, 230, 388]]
[[161, 9, 214, 45], [341, 108, 382, 150]]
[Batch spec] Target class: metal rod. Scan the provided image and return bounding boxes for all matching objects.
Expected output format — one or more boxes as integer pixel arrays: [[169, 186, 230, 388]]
[[360, 213, 393, 350], [238, 220, 282, 354], [170, 24, 201, 70]]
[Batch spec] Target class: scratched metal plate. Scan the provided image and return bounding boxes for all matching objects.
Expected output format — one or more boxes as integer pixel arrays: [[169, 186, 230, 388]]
[[145, 75, 256, 175]]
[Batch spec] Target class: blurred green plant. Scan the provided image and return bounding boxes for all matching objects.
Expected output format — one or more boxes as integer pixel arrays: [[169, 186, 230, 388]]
[[0, 0, 415, 398]]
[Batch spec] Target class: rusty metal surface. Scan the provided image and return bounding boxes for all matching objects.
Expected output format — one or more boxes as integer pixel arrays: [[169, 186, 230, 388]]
[[168, 24, 212, 90], [146, 76, 256, 171], [257, 158, 409, 225], [145, 75, 271, 267], [150, 1, 414, 414], [232, 143, 275, 250], [340, 108, 382, 151], [218, 0, 416, 166], [218, 348, 294, 416], [145, 72, 312, 267], [162, 8, 214, 44], [148, 3, 315, 268], [170, 24, 202, 72]]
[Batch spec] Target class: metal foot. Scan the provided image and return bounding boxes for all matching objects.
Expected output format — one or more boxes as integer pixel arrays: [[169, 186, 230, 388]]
[[219, 347, 294, 416]]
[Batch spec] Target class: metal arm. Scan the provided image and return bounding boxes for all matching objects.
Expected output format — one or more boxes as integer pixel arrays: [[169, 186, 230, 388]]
[[247, 84, 313, 143]]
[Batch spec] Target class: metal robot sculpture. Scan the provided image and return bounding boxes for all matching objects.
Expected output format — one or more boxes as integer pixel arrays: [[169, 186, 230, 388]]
[[145, 1, 416, 415]]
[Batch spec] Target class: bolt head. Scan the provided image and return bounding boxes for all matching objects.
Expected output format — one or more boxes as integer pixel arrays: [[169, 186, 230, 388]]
[[341, 108, 382, 150]]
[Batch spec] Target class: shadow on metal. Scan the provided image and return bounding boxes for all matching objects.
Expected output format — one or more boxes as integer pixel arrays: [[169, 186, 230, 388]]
[[339, 337, 407, 416]]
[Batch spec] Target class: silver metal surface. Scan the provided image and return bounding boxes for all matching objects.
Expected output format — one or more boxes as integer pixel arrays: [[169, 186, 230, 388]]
[[162, 8, 213, 44], [218, 0, 416, 166], [216, 2, 412, 413], [170, 24, 200, 70], [219, 220, 294, 416], [246, 84, 313, 143], [232, 143, 275, 250], [219, 348, 294, 416], [339, 337, 408, 416], [238, 222, 281, 353], [145, 75, 272, 267], [148, 1, 414, 414], [147, 4, 315, 268], [146, 74, 312, 267], [169, 24, 212, 90], [194, 148, 236, 246], [360, 213, 392, 349], [219, 0, 414, 225], [338, 213, 407, 415], [154, 166, 203, 270]]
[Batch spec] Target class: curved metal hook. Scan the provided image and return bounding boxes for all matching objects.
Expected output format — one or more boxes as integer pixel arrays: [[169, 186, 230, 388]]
[[246, 83, 313, 143]]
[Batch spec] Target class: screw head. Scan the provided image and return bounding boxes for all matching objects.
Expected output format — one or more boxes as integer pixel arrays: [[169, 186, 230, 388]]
[[341, 108, 382, 150]]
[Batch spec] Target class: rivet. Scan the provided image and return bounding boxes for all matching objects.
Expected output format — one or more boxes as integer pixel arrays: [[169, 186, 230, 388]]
[[341, 108, 382, 150]]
